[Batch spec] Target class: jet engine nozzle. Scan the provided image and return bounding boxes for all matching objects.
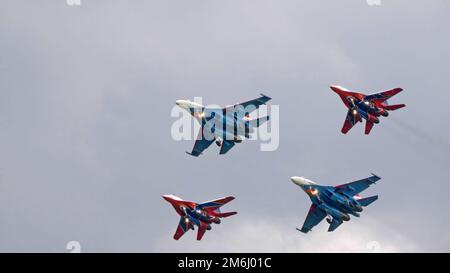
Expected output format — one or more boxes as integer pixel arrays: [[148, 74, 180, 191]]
[[215, 138, 222, 147], [368, 114, 380, 124], [342, 214, 350, 221]]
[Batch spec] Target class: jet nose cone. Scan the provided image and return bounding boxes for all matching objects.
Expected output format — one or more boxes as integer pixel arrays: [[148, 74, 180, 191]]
[[291, 176, 317, 187], [291, 176, 308, 186], [330, 85, 340, 93], [175, 100, 183, 106], [162, 195, 172, 202], [290, 176, 300, 184]]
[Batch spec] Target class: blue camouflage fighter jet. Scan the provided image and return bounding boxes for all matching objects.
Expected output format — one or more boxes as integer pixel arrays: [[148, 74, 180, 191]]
[[176, 94, 271, 156], [291, 174, 381, 233]]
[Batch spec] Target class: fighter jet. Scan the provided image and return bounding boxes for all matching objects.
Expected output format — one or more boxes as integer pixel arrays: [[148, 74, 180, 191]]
[[331, 85, 405, 134], [162, 195, 237, 240], [175, 94, 271, 156], [291, 174, 381, 233]]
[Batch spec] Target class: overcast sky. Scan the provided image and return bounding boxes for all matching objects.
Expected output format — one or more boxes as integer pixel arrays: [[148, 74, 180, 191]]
[[1, 0, 449, 252]]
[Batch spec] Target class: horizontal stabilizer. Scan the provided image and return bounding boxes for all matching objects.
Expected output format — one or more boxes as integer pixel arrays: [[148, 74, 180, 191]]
[[215, 211, 237, 218], [383, 104, 406, 111], [358, 195, 378, 207], [197, 196, 235, 212], [248, 116, 269, 128]]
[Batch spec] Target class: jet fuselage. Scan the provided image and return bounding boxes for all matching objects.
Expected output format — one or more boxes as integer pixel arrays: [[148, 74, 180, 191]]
[[330, 86, 382, 124], [291, 177, 362, 223], [162, 194, 236, 240], [176, 100, 257, 143], [163, 195, 216, 231]]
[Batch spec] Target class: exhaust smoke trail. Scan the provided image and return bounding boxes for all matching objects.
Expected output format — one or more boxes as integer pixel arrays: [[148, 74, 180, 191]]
[[387, 116, 450, 151], [380, 116, 450, 172]]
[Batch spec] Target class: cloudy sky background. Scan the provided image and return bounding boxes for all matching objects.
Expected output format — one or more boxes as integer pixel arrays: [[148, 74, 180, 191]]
[[1, 0, 449, 252]]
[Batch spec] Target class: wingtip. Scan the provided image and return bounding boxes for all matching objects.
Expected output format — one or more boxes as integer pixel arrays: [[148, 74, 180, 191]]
[[186, 151, 199, 157], [370, 173, 381, 179], [260, 93, 271, 100], [370, 173, 382, 183], [296, 227, 308, 234], [219, 196, 236, 203]]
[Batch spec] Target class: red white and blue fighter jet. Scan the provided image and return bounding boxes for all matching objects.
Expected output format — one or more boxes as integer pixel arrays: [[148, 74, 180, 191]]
[[176, 94, 271, 156], [162, 195, 237, 240], [291, 174, 381, 233], [331, 85, 405, 134]]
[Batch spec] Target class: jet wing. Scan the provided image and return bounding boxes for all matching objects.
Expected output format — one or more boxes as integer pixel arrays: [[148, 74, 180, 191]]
[[197, 196, 235, 212], [224, 94, 271, 116], [174, 217, 190, 240], [341, 110, 358, 134], [328, 218, 343, 232], [365, 88, 403, 103], [297, 204, 327, 233], [187, 127, 215, 157], [335, 174, 381, 196], [219, 140, 236, 155]]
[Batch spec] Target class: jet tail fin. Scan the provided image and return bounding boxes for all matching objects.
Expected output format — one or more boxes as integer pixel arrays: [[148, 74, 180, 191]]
[[248, 116, 269, 128], [359, 195, 378, 207], [328, 218, 343, 232], [197, 223, 207, 241], [219, 140, 236, 155], [296, 227, 310, 233], [365, 121, 375, 135], [383, 104, 406, 111]]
